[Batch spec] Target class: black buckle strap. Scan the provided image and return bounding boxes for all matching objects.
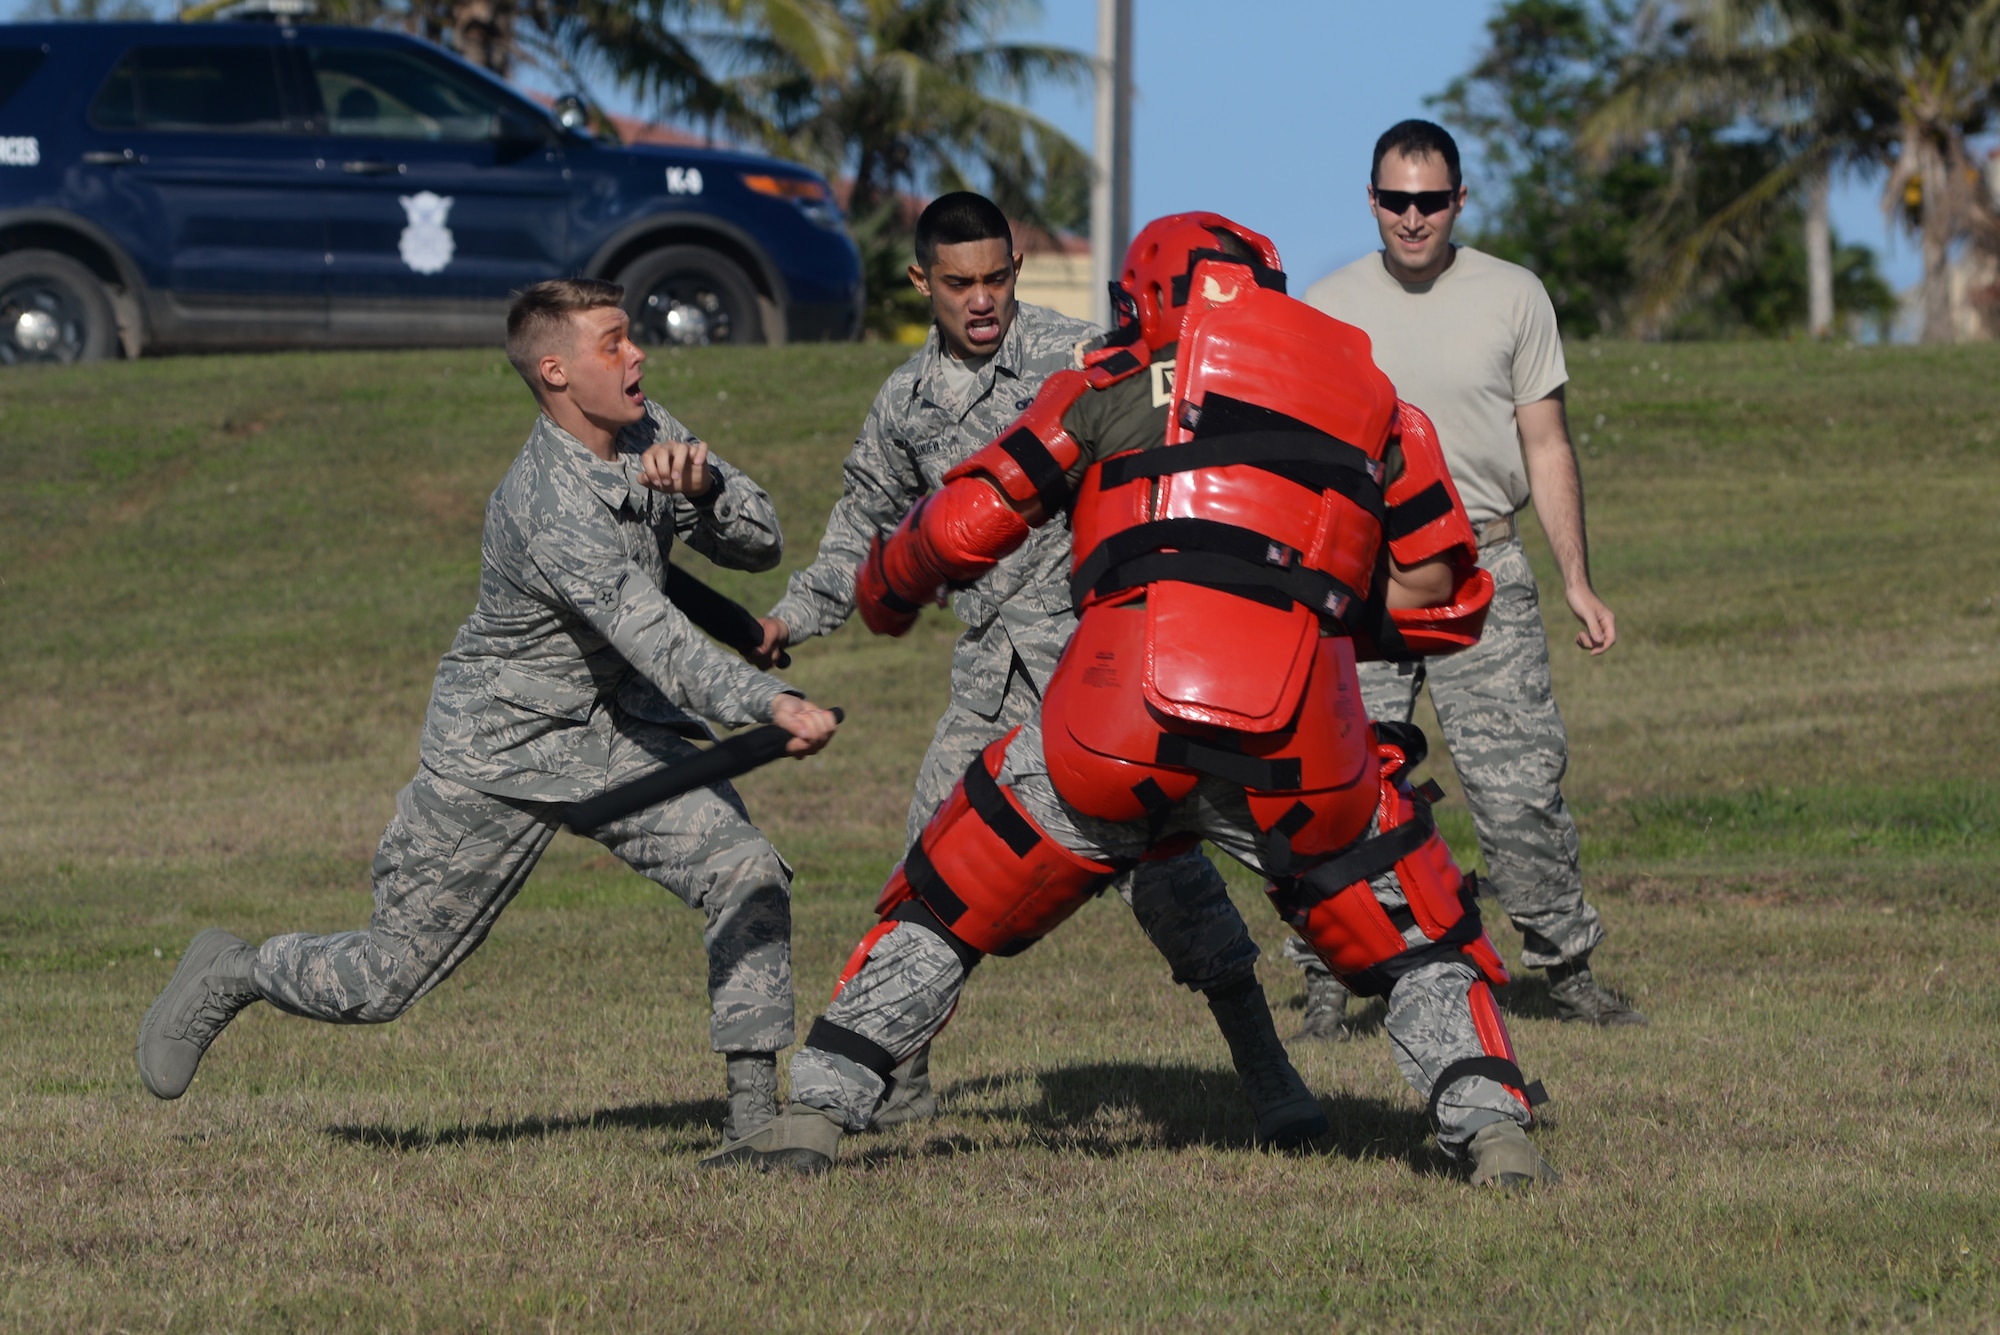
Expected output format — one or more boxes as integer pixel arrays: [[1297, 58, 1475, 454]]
[[806, 1016, 900, 1082], [1155, 732, 1302, 792], [994, 425, 1072, 516], [1426, 1055, 1549, 1131]]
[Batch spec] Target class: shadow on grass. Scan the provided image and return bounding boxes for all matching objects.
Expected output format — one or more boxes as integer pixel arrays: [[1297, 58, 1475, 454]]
[[853, 1060, 1445, 1177], [327, 1098, 722, 1151], [1497, 975, 1561, 1021]]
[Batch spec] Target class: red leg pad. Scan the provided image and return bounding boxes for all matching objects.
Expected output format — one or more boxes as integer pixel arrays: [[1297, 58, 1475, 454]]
[[906, 733, 1124, 955], [1466, 980, 1534, 1115]]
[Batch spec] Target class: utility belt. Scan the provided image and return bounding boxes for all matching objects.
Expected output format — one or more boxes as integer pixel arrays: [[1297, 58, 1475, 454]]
[[1475, 514, 1517, 549]]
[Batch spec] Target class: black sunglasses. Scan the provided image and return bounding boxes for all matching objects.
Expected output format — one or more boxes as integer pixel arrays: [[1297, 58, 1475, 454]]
[[1373, 188, 1457, 216]]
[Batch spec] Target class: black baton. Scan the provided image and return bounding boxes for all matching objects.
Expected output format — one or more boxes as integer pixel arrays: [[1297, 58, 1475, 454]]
[[666, 562, 790, 668], [566, 707, 843, 833]]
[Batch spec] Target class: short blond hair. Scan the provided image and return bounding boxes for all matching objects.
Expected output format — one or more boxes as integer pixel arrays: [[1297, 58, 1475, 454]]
[[505, 278, 625, 388]]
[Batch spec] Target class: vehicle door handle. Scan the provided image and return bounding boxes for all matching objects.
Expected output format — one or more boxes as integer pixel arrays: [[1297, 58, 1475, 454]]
[[341, 160, 404, 175], [82, 149, 144, 166]]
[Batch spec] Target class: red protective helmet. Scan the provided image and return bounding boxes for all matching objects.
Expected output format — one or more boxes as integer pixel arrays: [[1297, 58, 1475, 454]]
[[1111, 212, 1286, 347]]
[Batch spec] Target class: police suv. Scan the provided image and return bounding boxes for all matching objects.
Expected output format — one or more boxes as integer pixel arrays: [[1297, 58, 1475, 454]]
[[0, 18, 863, 362]]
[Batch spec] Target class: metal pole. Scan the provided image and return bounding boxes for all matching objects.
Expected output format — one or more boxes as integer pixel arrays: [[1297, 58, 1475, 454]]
[[1090, 0, 1133, 330]]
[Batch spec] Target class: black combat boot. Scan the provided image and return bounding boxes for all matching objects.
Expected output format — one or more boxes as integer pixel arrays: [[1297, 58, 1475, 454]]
[[1545, 955, 1648, 1026], [1205, 976, 1329, 1149]]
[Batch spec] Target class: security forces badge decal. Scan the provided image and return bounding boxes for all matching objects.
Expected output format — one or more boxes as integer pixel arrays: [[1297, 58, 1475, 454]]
[[398, 192, 456, 275]]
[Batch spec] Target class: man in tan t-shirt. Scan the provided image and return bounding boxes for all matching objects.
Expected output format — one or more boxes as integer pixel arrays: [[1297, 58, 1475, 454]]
[[1291, 119, 1644, 1030]]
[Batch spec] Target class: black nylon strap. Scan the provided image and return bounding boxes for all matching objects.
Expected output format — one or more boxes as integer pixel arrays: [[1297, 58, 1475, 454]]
[[1132, 777, 1173, 840], [1384, 481, 1453, 541], [1075, 549, 1361, 625], [1288, 799, 1438, 912], [806, 1016, 900, 1081], [995, 425, 1071, 515], [961, 756, 1041, 858], [902, 842, 968, 925], [1262, 800, 1316, 877], [1371, 720, 1429, 781], [889, 898, 985, 973], [1168, 253, 1287, 305], [1093, 348, 1145, 378], [1096, 433, 1384, 519], [1156, 733, 1302, 791], [1072, 517, 1303, 598], [1426, 1055, 1549, 1131]]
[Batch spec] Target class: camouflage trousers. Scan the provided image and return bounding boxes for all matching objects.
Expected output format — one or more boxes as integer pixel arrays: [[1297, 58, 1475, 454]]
[[255, 719, 796, 1054], [1288, 536, 1605, 975], [907, 657, 1259, 993], [792, 714, 1531, 1150]]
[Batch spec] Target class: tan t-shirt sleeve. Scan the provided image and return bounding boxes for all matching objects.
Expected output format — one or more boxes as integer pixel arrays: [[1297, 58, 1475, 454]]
[[1512, 279, 1569, 406]]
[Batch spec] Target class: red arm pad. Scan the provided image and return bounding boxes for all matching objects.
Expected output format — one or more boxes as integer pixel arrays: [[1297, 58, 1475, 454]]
[[854, 480, 1031, 637], [1384, 401, 1479, 569], [1388, 566, 1494, 656], [943, 368, 1093, 521]]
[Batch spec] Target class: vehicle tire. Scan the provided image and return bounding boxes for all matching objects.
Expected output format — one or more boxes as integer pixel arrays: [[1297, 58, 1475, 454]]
[[0, 249, 119, 366], [616, 245, 765, 348]]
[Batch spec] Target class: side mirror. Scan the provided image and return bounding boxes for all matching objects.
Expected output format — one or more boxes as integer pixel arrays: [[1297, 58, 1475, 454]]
[[551, 92, 619, 145]]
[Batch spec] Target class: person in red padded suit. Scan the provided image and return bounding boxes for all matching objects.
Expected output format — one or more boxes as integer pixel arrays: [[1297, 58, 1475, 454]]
[[705, 214, 1558, 1187]]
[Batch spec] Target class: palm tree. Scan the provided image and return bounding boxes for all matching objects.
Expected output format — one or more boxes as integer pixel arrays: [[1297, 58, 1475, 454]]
[[1586, 0, 2000, 342], [641, 0, 1091, 329]]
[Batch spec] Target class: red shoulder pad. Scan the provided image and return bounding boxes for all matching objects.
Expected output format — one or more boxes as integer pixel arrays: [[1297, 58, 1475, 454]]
[[944, 368, 1093, 519], [1384, 401, 1478, 568]]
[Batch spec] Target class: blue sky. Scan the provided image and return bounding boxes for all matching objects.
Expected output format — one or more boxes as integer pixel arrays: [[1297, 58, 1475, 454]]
[[1004, 0, 1922, 294]]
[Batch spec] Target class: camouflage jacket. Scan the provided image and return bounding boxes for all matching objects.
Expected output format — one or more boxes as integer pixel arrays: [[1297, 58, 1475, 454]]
[[768, 302, 1097, 714], [420, 401, 794, 802]]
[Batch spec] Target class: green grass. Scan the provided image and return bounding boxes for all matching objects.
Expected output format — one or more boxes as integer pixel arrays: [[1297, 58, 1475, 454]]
[[2, 338, 1998, 1330]]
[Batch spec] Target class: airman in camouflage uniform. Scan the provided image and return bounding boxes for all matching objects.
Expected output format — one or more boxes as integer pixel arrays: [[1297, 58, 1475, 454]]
[[1288, 118, 1642, 1035], [139, 284, 837, 1140], [757, 195, 1276, 1126]]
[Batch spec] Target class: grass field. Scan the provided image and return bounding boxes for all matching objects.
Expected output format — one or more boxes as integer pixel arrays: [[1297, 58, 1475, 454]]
[[2, 337, 1998, 1331]]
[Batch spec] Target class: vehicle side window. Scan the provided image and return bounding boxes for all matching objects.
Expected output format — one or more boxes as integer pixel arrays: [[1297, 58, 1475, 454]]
[[307, 46, 513, 143], [0, 47, 47, 111], [88, 46, 289, 134]]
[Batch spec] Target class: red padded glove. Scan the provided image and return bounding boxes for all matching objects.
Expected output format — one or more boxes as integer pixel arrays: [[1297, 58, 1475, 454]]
[[853, 483, 1031, 638]]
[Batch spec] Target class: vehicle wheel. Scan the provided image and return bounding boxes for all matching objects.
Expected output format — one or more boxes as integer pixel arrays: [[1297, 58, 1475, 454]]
[[617, 246, 764, 348], [0, 250, 118, 366]]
